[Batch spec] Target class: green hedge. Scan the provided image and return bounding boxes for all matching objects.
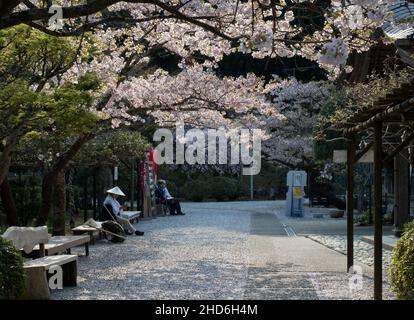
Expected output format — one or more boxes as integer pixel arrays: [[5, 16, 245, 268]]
[[389, 221, 414, 299], [182, 177, 239, 202], [0, 237, 26, 299], [182, 179, 209, 202], [207, 177, 238, 201]]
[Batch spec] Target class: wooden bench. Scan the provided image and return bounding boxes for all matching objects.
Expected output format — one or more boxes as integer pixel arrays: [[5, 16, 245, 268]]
[[23, 254, 78, 300], [72, 224, 102, 245], [2, 226, 79, 300], [32, 235, 90, 256], [120, 210, 141, 223]]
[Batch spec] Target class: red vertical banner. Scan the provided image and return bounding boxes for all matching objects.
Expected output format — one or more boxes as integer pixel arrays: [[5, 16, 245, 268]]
[[141, 149, 157, 191], [149, 149, 157, 181]]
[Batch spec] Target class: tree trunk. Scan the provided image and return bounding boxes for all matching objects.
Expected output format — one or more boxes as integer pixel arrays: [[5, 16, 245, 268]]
[[0, 177, 18, 226], [38, 133, 93, 225], [38, 171, 56, 226], [66, 169, 76, 229], [52, 170, 66, 236], [0, 142, 13, 187]]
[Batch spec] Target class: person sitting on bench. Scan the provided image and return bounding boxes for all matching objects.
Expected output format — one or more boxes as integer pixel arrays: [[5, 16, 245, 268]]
[[102, 187, 144, 236], [155, 180, 185, 215]]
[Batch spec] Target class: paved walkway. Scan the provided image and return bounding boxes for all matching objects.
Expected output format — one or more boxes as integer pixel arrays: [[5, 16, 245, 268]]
[[52, 201, 395, 300]]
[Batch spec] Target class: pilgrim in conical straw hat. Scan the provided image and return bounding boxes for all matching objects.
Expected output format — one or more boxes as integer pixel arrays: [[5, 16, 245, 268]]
[[106, 186, 126, 196]]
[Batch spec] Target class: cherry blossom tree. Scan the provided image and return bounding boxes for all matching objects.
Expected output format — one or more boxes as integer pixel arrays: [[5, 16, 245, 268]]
[[0, 23, 284, 226], [0, 1, 406, 73], [1, 0, 409, 229], [263, 78, 334, 167]]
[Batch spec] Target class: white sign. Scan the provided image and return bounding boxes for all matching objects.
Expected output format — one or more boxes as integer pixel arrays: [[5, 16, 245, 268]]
[[114, 166, 119, 181]]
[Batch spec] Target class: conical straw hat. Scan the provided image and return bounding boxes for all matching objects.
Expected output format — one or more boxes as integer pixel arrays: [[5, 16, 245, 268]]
[[106, 186, 126, 196]]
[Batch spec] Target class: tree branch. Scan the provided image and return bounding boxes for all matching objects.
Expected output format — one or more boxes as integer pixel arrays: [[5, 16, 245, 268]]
[[0, 0, 238, 43]]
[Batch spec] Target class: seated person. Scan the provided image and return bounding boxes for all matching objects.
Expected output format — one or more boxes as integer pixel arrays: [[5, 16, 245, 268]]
[[155, 180, 185, 216], [102, 186, 144, 236]]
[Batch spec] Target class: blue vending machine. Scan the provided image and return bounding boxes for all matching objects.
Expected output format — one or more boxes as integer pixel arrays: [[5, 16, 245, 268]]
[[286, 170, 307, 217]]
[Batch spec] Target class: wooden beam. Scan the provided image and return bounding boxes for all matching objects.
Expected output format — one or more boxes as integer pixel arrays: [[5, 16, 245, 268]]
[[346, 134, 356, 271], [373, 121, 383, 300], [344, 97, 414, 134], [383, 130, 414, 165], [355, 141, 373, 163]]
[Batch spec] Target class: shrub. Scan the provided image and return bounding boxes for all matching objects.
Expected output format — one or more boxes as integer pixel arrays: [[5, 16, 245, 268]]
[[389, 221, 414, 299], [0, 237, 26, 299], [354, 211, 371, 226], [207, 177, 238, 201], [327, 192, 346, 210], [182, 179, 209, 202], [182, 176, 240, 201]]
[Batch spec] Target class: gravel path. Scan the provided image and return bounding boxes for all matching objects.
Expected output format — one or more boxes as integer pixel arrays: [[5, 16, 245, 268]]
[[52, 204, 250, 300], [51, 201, 396, 300], [306, 235, 394, 271]]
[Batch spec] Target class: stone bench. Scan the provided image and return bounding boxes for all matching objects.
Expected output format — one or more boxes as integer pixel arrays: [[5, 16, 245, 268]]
[[23, 254, 78, 299], [2, 226, 80, 300]]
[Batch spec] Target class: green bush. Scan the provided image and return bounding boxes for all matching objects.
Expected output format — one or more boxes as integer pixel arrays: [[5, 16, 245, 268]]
[[207, 177, 239, 201], [389, 221, 414, 299], [182, 179, 209, 202], [354, 211, 371, 226], [0, 237, 26, 299]]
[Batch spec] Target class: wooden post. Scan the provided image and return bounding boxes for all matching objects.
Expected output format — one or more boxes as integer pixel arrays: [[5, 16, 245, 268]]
[[93, 169, 97, 220], [83, 174, 88, 223], [373, 121, 383, 300], [130, 159, 135, 211], [137, 159, 142, 213], [39, 243, 45, 258], [394, 149, 409, 235], [346, 134, 356, 271], [368, 183, 373, 225]]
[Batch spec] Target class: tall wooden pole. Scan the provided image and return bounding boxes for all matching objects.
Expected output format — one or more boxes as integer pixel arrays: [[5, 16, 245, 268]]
[[130, 159, 135, 211], [137, 159, 142, 213], [346, 134, 356, 271], [373, 121, 383, 300], [250, 166, 254, 200], [83, 174, 88, 222], [93, 169, 97, 220], [394, 150, 409, 236]]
